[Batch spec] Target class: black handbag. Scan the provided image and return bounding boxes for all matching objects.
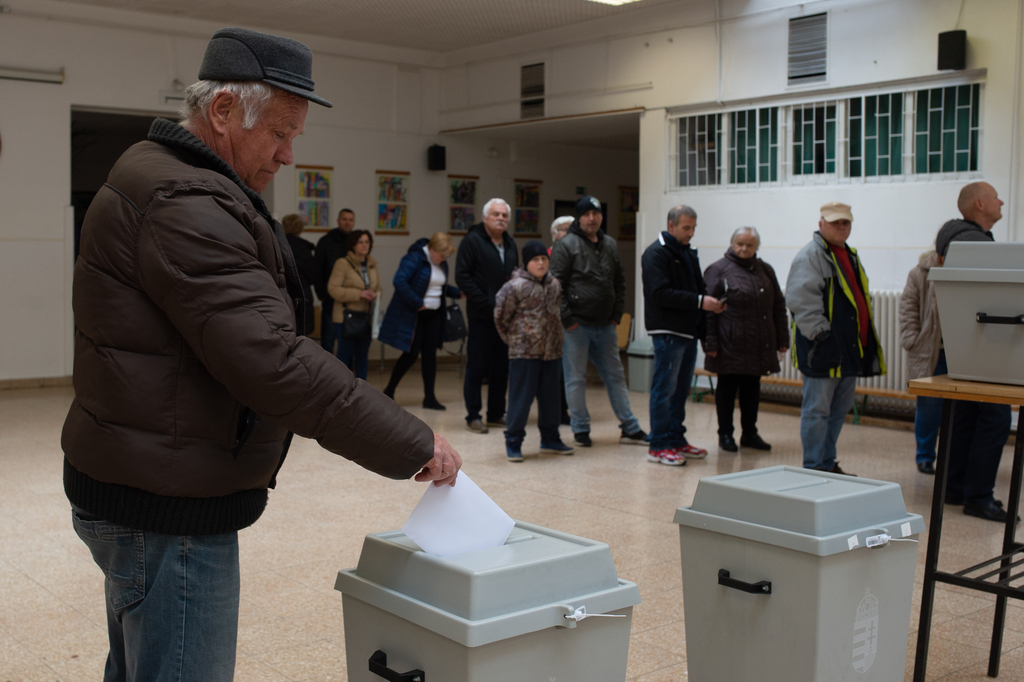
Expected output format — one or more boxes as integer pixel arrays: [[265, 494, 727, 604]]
[[443, 300, 467, 342], [341, 308, 370, 338]]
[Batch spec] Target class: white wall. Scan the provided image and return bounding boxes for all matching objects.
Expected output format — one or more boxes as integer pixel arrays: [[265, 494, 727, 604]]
[[432, 0, 1024, 334], [0, 2, 637, 379]]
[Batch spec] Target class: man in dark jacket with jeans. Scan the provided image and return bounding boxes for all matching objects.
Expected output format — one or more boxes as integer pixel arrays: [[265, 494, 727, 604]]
[[641, 205, 725, 465], [456, 198, 518, 433], [550, 195, 647, 447], [63, 29, 462, 680], [313, 208, 354, 352]]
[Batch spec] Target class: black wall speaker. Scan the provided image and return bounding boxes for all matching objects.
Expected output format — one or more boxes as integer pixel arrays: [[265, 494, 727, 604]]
[[938, 30, 967, 71], [427, 145, 446, 171]]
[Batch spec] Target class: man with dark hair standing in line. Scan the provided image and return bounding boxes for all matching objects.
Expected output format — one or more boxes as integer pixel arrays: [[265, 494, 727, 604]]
[[935, 182, 1013, 522], [314, 207, 355, 353], [64, 28, 461, 680]]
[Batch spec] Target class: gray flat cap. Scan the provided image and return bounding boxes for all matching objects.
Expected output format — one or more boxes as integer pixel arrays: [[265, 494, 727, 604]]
[[199, 27, 333, 108]]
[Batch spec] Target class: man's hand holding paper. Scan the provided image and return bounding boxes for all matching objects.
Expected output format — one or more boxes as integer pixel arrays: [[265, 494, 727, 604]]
[[414, 433, 463, 487]]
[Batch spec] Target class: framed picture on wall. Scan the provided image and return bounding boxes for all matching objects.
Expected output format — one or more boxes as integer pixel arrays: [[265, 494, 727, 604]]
[[618, 186, 638, 240], [449, 175, 477, 234], [514, 179, 542, 236], [376, 170, 409, 234], [296, 165, 332, 227]]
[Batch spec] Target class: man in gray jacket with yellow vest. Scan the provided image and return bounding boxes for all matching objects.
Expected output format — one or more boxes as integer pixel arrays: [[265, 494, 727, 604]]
[[786, 202, 885, 475]]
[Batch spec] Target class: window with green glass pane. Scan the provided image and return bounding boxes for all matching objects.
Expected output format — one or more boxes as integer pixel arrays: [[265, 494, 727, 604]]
[[848, 93, 903, 177], [793, 103, 836, 175], [915, 84, 979, 174], [677, 114, 722, 186], [729, 107, 778, 184]]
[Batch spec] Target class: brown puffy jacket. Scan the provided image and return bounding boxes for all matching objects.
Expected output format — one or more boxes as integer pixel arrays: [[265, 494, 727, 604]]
[[494, 269, 563, 360], [62, 119, 433, 536], [328, 251, 382, 320], [703, 250, 789, 376], [898, 251, 942, 381]]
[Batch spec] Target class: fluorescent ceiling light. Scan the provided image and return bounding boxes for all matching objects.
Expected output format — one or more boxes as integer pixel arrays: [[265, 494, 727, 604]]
[[0, 66, 64, 84], [587, 0, 642, 5]]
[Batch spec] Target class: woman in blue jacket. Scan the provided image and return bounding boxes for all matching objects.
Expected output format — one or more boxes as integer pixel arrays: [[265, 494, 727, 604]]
[[379, 232, 461, 409]]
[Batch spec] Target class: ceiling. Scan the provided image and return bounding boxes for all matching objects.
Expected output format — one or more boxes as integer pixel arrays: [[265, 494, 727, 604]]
[[52, 0, 682, 53]]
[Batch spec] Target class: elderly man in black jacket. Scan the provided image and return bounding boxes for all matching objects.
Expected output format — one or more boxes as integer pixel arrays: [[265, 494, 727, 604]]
[[550, 195, 648, 448], [641, 205, 726, 465], [455, 198, 518, 433]]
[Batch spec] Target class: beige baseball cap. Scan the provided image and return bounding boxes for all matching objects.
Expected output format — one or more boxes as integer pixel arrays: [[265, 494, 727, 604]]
[[820, 201, 853, 222]]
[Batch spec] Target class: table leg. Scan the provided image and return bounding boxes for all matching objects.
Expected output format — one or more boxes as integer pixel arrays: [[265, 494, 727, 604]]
[[987, 412, 1024, 677], [914, 398, 955, 682]]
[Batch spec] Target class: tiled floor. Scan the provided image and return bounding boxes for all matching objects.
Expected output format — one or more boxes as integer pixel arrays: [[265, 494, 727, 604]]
[[1, 369, 1021, 681]]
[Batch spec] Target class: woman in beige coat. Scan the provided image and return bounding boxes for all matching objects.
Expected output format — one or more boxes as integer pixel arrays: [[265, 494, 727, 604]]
[[898, 250, 944, 474], [328, 229, 382, 379]]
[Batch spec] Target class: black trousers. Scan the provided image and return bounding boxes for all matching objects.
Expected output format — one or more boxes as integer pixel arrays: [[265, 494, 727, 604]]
[[386, 308, 443, 399], [464, 318, 509, 423], [715, 374, 762, 437]]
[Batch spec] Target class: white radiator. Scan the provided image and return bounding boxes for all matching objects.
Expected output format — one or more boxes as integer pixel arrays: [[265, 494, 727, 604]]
[[777, 290, 908, 392]]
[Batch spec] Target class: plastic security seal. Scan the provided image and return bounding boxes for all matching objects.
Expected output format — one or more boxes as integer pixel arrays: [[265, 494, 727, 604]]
[[564, 606, 626, 623]]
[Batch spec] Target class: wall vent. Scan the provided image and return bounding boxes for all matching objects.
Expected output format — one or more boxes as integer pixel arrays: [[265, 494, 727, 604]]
[[788, 13, 827, 85], [520, 62, 545, 119]]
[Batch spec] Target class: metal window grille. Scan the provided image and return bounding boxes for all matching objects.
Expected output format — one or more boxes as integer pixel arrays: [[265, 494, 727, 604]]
[[677, 114, 722, 186], [848, 93, 904, 177], [729, 108, 779, 184], [914, 83, 980, 173], [520, 62, 545, 119], [788, 13, 827, 85], [792, 101, 837, 175]]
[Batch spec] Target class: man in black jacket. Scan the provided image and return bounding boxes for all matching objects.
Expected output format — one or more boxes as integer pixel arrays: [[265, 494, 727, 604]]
[[936, 182, 1013, 523], [550, 195, 647, 447], [641, 205, 725, 465], [456, 198, 518, 433], [314, 208, 354, 352]]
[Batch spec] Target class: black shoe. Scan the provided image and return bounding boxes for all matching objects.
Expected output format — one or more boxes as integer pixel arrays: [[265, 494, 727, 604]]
[[740, 433, 771, 451], [814, 463, 856, 477], [718, 435, 738, 452], [964, 500, 1010, 523], [574, 432, 592, 447], [917, 461, 935, 475], [422, 397, 446, 410], [382, 386, 395, 400]]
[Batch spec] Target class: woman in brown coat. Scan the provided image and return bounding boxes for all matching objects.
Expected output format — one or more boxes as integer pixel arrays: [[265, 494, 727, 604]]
[[703, 227, 789, 452], [327, 229, 382, 380]]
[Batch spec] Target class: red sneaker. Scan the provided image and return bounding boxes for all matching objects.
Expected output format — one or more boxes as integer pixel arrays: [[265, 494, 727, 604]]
[[647, 448, 686, 466], [679, 444, 708, 460]]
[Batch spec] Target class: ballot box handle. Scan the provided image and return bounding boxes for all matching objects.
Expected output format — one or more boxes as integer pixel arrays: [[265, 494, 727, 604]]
[[718, 568, 772, 595], [369, 650, 425, 682], [976, 312, 1024, 325]]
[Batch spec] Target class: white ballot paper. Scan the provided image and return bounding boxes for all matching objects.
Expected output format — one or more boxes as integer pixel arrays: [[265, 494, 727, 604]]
[[401, 472, 515, 558]]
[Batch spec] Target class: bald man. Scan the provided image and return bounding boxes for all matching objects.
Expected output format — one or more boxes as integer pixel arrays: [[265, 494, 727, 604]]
[[934, 182, 1013, 523]]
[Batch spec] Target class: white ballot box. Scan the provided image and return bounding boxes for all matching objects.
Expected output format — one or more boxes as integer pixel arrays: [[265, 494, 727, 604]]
[[929, 241, 1024, 386], [335, 521, 640, 682], [674, 466, 924, 682]]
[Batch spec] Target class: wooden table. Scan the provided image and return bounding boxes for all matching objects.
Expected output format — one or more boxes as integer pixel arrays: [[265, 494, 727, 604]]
[[909, 375, 1024, 681]]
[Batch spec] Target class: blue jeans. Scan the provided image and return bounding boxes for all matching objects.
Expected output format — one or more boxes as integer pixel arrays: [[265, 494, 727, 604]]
[[800, 375, 858, 470], [649, 334, 698, 450], [72, 508, 240, 682], [914, 350, 947, 465], [335, 322, 371, 380], [562, 324, 640, 435], [505, 358, 562, 447]]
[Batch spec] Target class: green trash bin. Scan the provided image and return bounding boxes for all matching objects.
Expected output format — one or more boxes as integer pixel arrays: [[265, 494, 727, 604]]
[[674, 466, 924, 682], [626, 337, 655, 393], [335, 521, 641, 682]]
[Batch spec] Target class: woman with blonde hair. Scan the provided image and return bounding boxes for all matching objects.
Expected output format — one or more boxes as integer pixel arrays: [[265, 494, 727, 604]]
[[327, 229, 381, 379], [378, 232, 462, 409]]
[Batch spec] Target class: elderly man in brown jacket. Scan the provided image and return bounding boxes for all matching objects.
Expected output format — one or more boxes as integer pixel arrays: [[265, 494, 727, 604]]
[[63, 28, 461, 680]]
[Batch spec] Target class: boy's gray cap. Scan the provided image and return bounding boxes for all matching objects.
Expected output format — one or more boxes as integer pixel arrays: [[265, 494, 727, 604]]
[[198, 27, 333, 108]]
